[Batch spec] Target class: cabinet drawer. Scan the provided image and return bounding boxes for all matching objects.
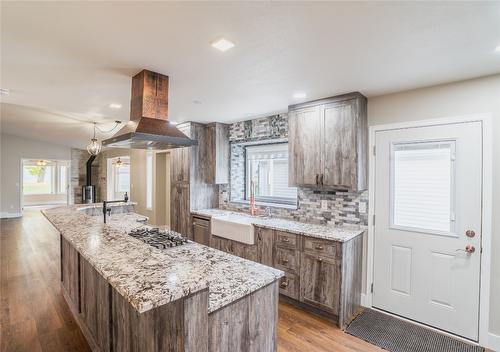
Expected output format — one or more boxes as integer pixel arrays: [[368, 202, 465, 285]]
[[279, 272, 299, 300], [274, 247, 299, 273], [275, 231, 299, 249], [303, 237, 340, 258]]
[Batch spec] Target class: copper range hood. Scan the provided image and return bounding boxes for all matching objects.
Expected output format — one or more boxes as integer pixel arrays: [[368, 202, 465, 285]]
[[102, 69, 197, 150]]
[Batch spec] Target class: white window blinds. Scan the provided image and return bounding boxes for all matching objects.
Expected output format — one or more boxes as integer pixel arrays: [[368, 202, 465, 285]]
[[246, 143, 297, 205], [391, 141, 455, 234]]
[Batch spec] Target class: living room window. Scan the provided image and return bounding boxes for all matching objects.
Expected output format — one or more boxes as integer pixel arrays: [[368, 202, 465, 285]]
[[245, 143, 297, 206]]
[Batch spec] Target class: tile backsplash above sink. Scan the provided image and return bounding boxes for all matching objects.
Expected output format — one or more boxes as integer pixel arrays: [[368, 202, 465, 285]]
[[218, 113, 368, 228]]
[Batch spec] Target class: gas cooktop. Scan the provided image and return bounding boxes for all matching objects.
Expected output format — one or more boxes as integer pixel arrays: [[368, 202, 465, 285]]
[[128, 227, 189, 249]]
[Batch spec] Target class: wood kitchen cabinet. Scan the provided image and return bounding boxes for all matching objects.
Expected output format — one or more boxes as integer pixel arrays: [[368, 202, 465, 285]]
[[288, 105, 323, 187], [206, 123, 230, 184], [170, 123, 218, 238], [200, 217, 363, 328], [288, 92, 367, 191], [299, 253, 341, 315]]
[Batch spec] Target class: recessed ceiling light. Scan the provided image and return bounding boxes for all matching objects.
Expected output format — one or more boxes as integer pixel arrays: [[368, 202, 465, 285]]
[[293, 92, 306, 99], [109, 103, 122, 109], [495, 45, 500, 53], [211, 38, 235, 52], [0, 88, 10, 96]]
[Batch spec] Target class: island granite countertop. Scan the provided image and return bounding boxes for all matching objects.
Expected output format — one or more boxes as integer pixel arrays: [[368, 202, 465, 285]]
[[42, 204, 283, 314], [191, 208, 365, 242]]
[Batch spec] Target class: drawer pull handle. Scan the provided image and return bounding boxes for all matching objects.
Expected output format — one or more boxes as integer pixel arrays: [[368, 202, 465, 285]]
[[282, 238, 290, 243], [315, 245, 324, 250], [280, 280, 289, 288]]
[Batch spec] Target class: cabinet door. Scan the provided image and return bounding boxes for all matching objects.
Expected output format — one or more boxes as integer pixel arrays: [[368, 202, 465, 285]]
[[299, 252, 341, 315], [288, 106, 323, 187], [255, 227, 274, 266], [322, 99, 358, 189], [61, 236, 80, 309], [170, 146, 190, 183], [170, 183, 190, 237], [192, 217, 210, 246]]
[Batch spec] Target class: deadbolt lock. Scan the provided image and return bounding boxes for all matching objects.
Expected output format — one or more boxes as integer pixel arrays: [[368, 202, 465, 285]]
[[466, 230, 475, 238]]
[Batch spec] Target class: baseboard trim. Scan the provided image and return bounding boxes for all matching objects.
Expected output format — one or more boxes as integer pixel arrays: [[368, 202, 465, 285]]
[[488, 332, 500, 351], [361, 293, 369, 308], [0, 212, 22, 219]]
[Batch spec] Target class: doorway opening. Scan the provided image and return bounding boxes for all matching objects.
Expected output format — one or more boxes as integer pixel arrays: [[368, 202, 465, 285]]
[[22, 159, 70, 208], [106, 156, 130, 201]]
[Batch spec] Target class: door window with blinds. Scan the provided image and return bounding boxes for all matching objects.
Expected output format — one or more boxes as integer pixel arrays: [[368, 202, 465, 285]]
[[245, 143, 297, 205], [390, 140, 456, 235]]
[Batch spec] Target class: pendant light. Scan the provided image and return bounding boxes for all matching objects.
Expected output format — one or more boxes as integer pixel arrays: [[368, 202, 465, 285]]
[[36, 160, 47, 166], [114, 157, 123, 168], [87, 122, 102, 156]]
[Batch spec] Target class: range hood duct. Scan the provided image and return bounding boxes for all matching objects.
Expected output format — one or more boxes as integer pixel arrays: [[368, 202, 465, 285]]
[[102, 69, 197, 150]]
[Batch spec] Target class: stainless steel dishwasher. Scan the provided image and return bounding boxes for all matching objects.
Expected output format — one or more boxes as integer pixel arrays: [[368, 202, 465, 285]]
[[192, 216, 210, 246]]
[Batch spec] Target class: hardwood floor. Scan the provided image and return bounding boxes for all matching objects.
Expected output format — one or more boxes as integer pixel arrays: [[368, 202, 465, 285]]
[[1, 209, 381, 352]]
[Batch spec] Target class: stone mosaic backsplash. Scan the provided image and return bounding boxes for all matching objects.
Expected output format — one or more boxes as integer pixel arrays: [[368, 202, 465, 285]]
[[219, 113, 369, 228]]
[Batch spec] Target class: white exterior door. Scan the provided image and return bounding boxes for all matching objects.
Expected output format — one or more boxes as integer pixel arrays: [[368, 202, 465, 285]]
[[373, 121, 482, 341]]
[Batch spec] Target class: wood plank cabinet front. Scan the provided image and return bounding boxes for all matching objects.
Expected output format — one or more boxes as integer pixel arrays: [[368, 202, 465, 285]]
[[299, 253, 341, 315], [288, 92, 367, 191], [61, 235, 80, 309]]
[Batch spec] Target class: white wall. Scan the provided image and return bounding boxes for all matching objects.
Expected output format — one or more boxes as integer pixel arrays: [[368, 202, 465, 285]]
[[367, 74, 500, 339], [0, 133, 71, 217]]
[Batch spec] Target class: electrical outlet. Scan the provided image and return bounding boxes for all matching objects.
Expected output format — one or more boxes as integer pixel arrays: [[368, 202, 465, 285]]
[[359, 201, 367, 214], [321, 200, 328, 210]]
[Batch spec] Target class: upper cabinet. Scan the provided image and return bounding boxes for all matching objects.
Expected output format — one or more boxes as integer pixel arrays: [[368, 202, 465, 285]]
[[206, 122, 230, 184], [288, 92, 367, 191]]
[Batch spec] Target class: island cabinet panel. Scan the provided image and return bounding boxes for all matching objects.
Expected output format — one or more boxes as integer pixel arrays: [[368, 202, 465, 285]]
[[80, 256, 111, 351], [288, 92, 367, 191], [112, 288, 209, 352], [209, 281, 278, 352], [299, 253, 341, 316], [61, 235, 80, 310]]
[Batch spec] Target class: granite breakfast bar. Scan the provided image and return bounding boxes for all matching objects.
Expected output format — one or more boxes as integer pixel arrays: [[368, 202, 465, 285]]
[[42, 204, 283, 352]]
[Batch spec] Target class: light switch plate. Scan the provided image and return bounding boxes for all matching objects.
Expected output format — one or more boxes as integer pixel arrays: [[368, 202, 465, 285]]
[[359, 201, 367, 214], [321, 200, 328, 210]]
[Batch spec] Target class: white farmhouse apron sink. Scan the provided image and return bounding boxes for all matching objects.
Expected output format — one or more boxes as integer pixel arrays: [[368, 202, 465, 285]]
[[211, 214, 255, 245]]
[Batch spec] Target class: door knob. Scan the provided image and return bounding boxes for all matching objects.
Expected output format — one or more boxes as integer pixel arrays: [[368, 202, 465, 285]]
[[466, 230, 475, 238], [465, 245, 475, 253], [456, 245, 476, 254]]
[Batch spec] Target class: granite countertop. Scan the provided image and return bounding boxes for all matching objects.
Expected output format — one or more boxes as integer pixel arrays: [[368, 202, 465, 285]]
[[191, 208, 365, 242], [42, 204, 283, 314]]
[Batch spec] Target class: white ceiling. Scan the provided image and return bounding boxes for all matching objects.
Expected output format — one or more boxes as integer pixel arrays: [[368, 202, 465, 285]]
[[1, 1, 500, 148]]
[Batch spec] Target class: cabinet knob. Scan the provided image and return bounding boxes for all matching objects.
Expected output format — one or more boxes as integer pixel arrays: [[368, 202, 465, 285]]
[[282, 237, 290, 243], [282, 259, 289, 264], [315, 245, 324, 250], [280, 279, 289, 288]]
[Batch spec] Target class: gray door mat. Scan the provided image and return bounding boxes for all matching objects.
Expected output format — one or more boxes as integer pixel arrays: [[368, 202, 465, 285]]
[[345, 309, 484, 352]]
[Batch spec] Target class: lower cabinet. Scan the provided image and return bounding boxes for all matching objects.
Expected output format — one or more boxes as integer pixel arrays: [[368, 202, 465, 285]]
[[197, 215, 363, 327], [299, 253, 341, 315]]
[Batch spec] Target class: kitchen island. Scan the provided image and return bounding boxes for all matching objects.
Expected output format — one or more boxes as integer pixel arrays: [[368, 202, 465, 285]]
[[42, 204, 283, 352]]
